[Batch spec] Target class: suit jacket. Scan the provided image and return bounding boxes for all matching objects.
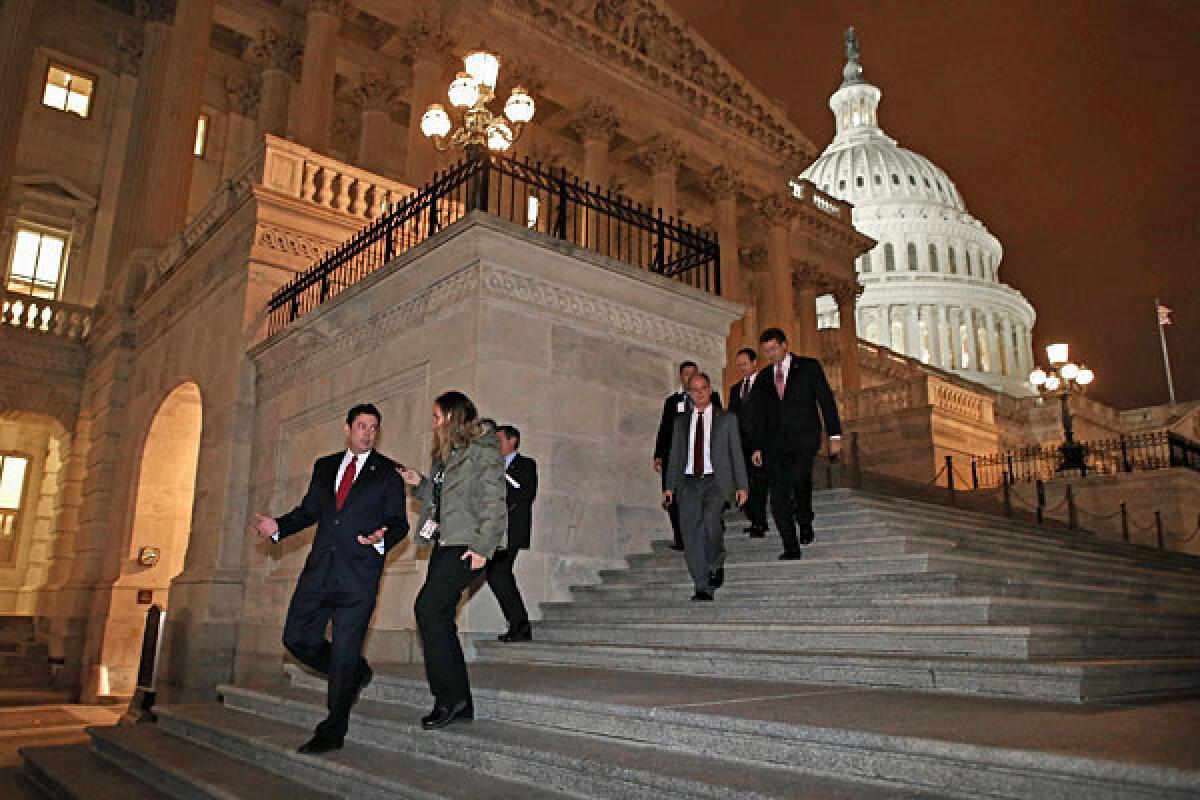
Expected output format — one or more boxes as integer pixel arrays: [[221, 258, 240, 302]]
[[653, 389, 723, 463], [746, 356, 842, 455], [726, 377, 758, 448], [503, 453, 538, 550], [664, 408, 749, 504], [275, 450, 410, 593]]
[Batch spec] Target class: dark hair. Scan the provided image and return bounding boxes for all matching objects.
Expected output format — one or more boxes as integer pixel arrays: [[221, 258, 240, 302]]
[[736, 347, 758, 362], [687, 371, 712, 389], [345, 403, 382, 426], [432, 391, 481, 462], [678, 360, 698, 374], [497, 424, 521, 448], [759, 327, 787, 345]]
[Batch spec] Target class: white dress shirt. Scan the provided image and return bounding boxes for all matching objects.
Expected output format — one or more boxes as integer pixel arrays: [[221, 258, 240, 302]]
[[275, 449, 385, 553], [684, 406, 715, 476], [738, 373, 757, 401]]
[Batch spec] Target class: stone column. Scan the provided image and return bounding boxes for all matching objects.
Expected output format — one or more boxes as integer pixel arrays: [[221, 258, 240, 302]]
[[963, 308, 979, 372], [835, 287, 862, 393], [755, 194, 798, 340], [999, 315, 1015, 377], [905, 304, 921, 360], [570, 99, 619, 248], [926, 305, 943, 368], [353, 68, 404, 176], [979, 309, 995, 373], [0, 0, 35, 210], [935, 305, 949, 368], [402, 13, 452, 184], [792, 264, 821, 358], [641, 136, 684, 219], [221, 75, 260, 180], [741, 245, 768, 346], [704, 165, 745, 382], [292, 0, 345, 152], [245, 27, 300, 138]]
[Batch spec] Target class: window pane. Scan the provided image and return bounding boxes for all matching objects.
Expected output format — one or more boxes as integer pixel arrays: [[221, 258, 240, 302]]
[[194, 115, 208, 157], [35, 234, 65, 284], [66, 90, 90, 116], [0, 457, 28, 511], [43, 83, 68, 110], [10, 231, 41, 280]]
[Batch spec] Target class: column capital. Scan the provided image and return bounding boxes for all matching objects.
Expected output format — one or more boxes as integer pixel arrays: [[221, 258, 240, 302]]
[[504, 57, 548, 96], [792, 260, 824, 288], [402, 11, 455, 62], [739, 243, 769, 272], [224, 75, 260, 117], [569, 98, 620, 144], [638, 135, 685, 174], [755, 192, 799, 225], [133, 0, 173, 24], [113, 29, 143, 77], [352, 67, 408, 113], [307, 0, 350, 18], [831, 279, 863, 305], [246, 26, 303, 78], [703, 164, 745, 203]]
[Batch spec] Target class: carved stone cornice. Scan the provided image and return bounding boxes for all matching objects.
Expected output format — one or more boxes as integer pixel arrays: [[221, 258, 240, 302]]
[[401, 11, 455, 62], [133, 0, 173, 24], [352, 68, 408, 113], [246, 27, 303, 78], [504, 57, 548, 96], [639, 135, 685, 174], [702, 164, 745, 203], [224, 75, 260, 117], [739, 243, 769, 272], [569, 98, 620, 144], [113, 29, 143, 77], [755, 192, 799, 225], [307, 0, 350, 18]]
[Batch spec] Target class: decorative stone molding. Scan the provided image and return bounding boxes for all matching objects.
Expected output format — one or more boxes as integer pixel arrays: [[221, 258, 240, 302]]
[[639, 135, 685, 174], [246, 27, 303, 79], [401, 11, 455, 62], [113, 29, 143, 77], [352, 68, 408, 114], [331, 112, 360, 154], [133, 0, 173, 24], [255, 223, 338, 261], [739, 243, 769, 272], [755, 192, 799, 225], [308, 0, 350, 16], [503, 57, 548, 96], [224, 75, 261, 117], [569, 99, 620, 144], [482, 266, 726, 359], [703, 164, 745, 202]]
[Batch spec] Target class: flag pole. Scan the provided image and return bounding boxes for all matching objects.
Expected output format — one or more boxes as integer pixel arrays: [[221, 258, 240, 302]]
[[1155, 296, 1176, 406]]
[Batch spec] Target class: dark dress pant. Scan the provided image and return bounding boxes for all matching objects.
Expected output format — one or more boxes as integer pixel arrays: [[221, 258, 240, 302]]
[[677, 475, 728, 593], [661, 455, 684, 547], [766, 447, 818, 554], [415, 544, 484, 710], [485, 547, 529, 629], [742, 447, 769, 530]]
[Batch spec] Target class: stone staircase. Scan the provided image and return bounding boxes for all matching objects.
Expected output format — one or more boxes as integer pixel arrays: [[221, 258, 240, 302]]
[[0, 615, 51, 689], [18, 489, 1200, 799]]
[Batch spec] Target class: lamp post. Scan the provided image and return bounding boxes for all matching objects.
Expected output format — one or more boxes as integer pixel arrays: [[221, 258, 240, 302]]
[[1029, 342, 1095, 473], [418, 48, 535, 160]]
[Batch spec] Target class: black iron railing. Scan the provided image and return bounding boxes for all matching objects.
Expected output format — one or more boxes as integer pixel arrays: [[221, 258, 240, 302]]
[[970, 430, 1200, 488], [266, 153, 720, 334]]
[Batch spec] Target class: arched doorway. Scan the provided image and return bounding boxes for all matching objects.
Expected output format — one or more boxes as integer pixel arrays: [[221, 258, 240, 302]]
[[93, 383, 202, 698]]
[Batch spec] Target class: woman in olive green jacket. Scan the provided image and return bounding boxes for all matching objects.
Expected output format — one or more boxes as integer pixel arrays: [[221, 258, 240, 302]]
[[399, 390, 506, 730]]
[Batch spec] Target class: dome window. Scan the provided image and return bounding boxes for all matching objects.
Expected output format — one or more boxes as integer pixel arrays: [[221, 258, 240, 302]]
[[855, 176, 864, 188], [948, 247, 958, 274], [874, 174, 882, 186], [906, 242, 918, 271], [862, 251, 873, 273], [923, 177, 931, 189], [891, 174, 900, 185], [884, 243, 896, 271], [928, 243, 939, 272], [838, 179, 846, 190], [908, 175, 917, 186]]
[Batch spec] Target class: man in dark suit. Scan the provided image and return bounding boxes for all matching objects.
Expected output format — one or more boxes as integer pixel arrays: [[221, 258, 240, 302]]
[[488, 424, 537, 643], [726, 347, 769, 537], [746, 328, 842, 560], [654, 360, 722, 551], [253, 403, 409, 754], [664, 372, 748, 601]]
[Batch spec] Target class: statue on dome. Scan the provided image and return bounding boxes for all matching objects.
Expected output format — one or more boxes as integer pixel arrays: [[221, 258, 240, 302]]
[[845, 27, 860, 63]]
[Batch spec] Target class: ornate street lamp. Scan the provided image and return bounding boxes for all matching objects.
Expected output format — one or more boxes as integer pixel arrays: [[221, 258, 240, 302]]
[[1029, 342, 1095, 472], [419, 48, 535, 158]]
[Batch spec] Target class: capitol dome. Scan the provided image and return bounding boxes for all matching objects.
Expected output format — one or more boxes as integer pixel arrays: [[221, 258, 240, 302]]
[[802, 31, 1037, 396]]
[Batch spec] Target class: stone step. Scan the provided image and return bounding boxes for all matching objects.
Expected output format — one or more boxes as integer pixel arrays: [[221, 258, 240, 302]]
[[19, 742, 171, 800], [539, 595, 1200, 628], [530, 620, 1200, 659], [282, 668, 1200, 799], [473, 641, 1200, 704], [154, 702, 572, 800], [211, 685, 928, 800], [83, 724, 343, 800]]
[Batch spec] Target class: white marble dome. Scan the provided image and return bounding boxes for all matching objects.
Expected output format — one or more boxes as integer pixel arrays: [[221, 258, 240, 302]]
[[802, 36, 1037, 396]]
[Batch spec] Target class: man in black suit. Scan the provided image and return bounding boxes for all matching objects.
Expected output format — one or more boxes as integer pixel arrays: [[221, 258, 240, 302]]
[[253, 403, 409, 754], [727, 347, 769, 537], [488, 424, 537, 643], [654, 361, 721, 550], [746, 328, 842, 560]]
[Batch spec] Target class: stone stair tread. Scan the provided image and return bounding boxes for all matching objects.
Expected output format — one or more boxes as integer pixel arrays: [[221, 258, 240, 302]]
[[157, 702, 573, 800], [19, 741, 172, 800], [90, 722, 344, 800], [535, 620, 1200, 636], [224, 684, 937, 800]]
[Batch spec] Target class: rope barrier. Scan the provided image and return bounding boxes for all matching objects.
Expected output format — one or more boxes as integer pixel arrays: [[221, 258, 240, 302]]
[[1128, 513, 1159, 533], [1164, 515, 1200, 543], [1076, 506, 1124, 520], [925, 465, 947, 486]]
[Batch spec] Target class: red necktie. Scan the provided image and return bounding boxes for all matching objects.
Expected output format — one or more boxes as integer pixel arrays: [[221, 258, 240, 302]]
[[692, 412, 706, 476], [775, 365, 786, 399], [336, 455, 357, 511]]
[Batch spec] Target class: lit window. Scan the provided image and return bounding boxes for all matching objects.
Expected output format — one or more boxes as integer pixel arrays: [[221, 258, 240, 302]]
[[0, 454, 29, 563], [7, 228, 67, 299], [42, 64, 94, 118], [525, 195, 540, 228], [194, 114, 210, 158]]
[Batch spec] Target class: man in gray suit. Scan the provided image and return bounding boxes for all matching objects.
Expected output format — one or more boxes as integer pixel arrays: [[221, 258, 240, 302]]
[[663, 372, 749, 601]]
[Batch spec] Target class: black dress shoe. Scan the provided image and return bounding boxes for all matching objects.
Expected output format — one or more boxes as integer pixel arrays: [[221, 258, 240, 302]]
[[352, 664, 373, 703], [668, 543, 686, 551], [297, 736, 343, 755], [709, 568, 725, 589], [778, 551, 803, 561], [498, 621, 533, 642], [691, 590, 714, 602], [421, 699, 472, 730], [798, 528, 815, 545]]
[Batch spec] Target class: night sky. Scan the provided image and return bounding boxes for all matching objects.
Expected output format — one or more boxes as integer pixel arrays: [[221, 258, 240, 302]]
[[668, 0, 1198, 410]]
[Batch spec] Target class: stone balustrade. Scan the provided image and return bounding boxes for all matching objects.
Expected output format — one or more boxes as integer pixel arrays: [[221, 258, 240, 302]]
[[1, 290, 92, 339], [789, 178, 850, 220], [260, 133, 415, 221]]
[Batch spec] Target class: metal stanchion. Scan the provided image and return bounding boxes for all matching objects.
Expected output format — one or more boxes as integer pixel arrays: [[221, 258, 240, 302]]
[[1120, 502, 1129, 542], [124, 604, 167, 724], [1036, 479, 1046, 524], [1066, 485, 1078, 530], [1002, 475, 1013, 517], [945, 455, 956, 505], [1156, 511, 1165, 550]]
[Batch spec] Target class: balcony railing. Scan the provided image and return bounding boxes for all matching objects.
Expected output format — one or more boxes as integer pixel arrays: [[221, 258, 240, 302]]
[[1, 290, 92, 340], [971, 430, 1200, 487], [266, 153, 720, 334]]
